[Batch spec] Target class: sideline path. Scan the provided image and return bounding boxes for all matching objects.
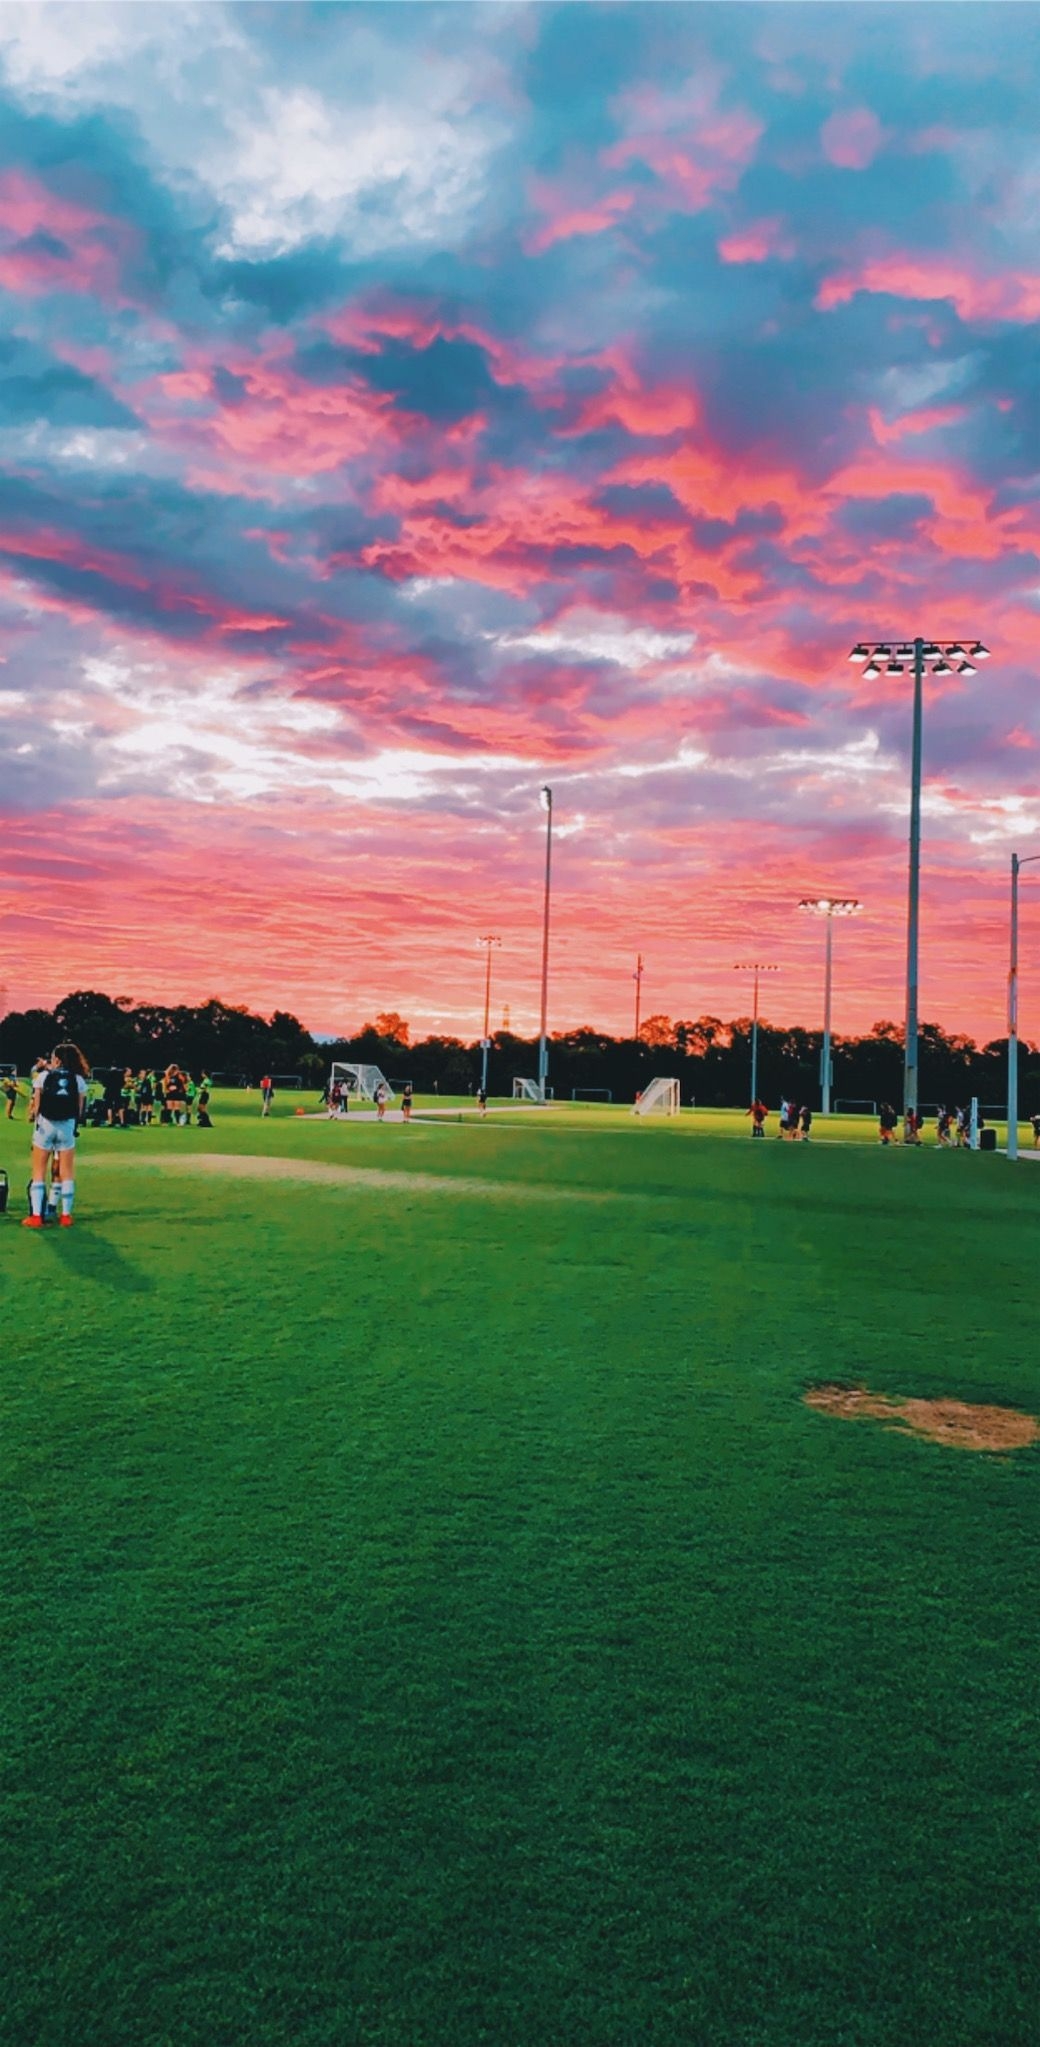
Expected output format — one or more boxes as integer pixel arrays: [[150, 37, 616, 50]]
[[296, 1102, 555, 1123], [86, 1150, 630, 1203]]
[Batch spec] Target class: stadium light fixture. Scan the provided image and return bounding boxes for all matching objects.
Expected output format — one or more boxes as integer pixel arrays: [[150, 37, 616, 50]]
[[537, 787, 553, 1102], [478, 935, 501, 1097], [847, 636, 992, 1119], [798, 898, 861, 1114], [733, 962, 779, 1107], [1007, 854, 1040, 1160]]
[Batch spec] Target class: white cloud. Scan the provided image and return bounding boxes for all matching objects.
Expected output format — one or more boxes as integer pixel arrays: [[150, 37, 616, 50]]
[[0, 5, 510, 261], [495, 616, 695, 671], [215, 78, 503, 259]]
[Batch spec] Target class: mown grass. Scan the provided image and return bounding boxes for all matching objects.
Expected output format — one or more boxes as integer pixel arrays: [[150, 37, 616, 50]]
[[1, 1097, 1038, 2046]]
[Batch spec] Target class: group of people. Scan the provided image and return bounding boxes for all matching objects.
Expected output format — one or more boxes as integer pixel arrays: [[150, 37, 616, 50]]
[[746, 1098, 814, 1139], [744, 1096, 1031, 1148], [92, 1065, 214, 1128], [320, 1080, 413, 1120]]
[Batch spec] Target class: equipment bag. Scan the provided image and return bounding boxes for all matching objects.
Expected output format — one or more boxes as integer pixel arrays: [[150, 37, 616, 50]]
[[39, 1066, 80, 1120]]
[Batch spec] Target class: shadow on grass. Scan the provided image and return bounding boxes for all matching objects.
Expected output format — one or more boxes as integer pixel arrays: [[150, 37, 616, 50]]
[[33, 1225, 156, 1294]]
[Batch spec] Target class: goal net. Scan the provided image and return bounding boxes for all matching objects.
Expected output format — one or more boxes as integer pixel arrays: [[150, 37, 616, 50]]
[[330, 1061, 394, 1103], [571, 1088, 613, 1101], [634, 1076, 680, 1116], [513, 1078, 543, 1101]]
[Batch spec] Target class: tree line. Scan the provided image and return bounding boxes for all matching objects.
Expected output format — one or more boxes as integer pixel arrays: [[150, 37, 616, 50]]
[[1, 989, 1034, 1110]]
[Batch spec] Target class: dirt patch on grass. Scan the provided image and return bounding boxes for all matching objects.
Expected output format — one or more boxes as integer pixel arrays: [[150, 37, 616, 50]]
[[88, 1151, 623, 1204], [806, 1383, 1039, 1453]]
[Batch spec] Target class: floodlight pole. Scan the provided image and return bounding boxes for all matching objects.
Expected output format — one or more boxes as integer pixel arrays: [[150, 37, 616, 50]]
[[1007, 854, 1040, 1160], [478, 935, 501, 1096], [798, 900, 860, 1114], [847, 635, 989, 1121], [537, 786, 553, 1101], [905, 637, 924, 1120], [633, 953, 644, 1041], [734, 963, 778, 1105], [823, 915, 834, 1114], [752, 966, 761, 1107]]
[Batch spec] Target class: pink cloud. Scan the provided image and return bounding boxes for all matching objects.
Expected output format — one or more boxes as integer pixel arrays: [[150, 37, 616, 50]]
[[718, 217, 795, 264], [821, 107, 884, 170], [868, 403, 969, 446], [524, 180, 635, 255], [817, 253, 1040, 324], [0, 169, 138, 302], [603, 73, 762, 211]]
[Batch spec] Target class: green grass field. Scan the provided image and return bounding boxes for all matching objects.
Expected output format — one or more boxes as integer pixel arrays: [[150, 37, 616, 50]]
[[2, 1096, 1038, 2047]]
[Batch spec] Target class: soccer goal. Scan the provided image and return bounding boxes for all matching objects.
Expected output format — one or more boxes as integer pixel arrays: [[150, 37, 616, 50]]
[[835, 1098, 878, 1115], [634, 1076, 681, 1116], [330, 1061, 394, 1103], [571, 1088, 613, 1102], [513, 1078, 543, 1101]]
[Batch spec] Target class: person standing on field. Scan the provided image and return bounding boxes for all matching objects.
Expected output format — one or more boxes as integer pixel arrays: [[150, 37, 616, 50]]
[[401, 1082, 413, 1122], [878, 1102, 899, 1145], [2, 1074, 19, 1120], [260, 1074, 274, 1117], [375, 1082, 388, 1121], [22, 1043, 89, 1229]]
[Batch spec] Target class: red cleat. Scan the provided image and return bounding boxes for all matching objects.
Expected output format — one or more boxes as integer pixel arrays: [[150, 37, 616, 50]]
[[21, 1215, 43, 1229], [59, 1214, 74, 1228]]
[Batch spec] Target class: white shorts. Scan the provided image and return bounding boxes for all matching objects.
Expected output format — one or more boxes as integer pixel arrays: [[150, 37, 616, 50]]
[[34, 1115, 77, 1154]]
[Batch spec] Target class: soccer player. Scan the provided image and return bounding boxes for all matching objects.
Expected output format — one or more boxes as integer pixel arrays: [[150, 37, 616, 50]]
[[260, 1073, 274, 1117], [2, 1074, 19, 1120], [22, 1043, 89, 1229], [477, 1084, 488, 1117], [798, 1105, 813, 1140], [401, 1082, 413, 1121], [878, 1103, 899, 1145], [375, 1082, 388, 1121], [1031, 1113, 1040, 1149]]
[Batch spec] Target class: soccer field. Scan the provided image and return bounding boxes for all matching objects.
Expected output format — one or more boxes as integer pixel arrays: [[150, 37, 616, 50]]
[[3, 1098, 1038, 2047]]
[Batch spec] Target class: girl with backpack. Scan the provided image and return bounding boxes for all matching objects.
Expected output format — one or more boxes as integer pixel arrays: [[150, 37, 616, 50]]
[[22, 1043, 89, 1229]]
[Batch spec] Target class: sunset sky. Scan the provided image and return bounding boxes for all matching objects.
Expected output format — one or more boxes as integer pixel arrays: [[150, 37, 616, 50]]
[[0, 2, 1037, 1045]]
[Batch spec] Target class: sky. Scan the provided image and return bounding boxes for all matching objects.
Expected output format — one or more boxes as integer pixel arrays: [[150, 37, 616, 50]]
[[0, 1, 1037, 1045]]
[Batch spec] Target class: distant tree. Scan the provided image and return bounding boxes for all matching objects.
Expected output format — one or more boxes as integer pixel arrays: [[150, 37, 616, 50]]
[[638, 1014, 674, 1048], [374, 1012, 410, 1046], [0, 1007, 59, 1071]]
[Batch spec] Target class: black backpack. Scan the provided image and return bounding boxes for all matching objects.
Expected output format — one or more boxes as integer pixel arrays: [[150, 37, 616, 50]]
[[39, 1066, 80, 1120]]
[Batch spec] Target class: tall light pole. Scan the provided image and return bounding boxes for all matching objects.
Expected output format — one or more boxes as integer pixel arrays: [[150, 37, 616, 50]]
[[734, 963, 779, 1106], [848, 638, 990, 1116], [633, 953, 644, 1041], [478, 935, 501, 1096], [537, 785, 553, 1101], [798, 898, 861, 1114], [1007, 854, 1040, 1161]]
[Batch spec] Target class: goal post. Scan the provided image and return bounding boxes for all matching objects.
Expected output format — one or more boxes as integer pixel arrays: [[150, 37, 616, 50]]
[[513, 1078, 543, 1101], [330, 1061, 394, 1103], [834, 1098, 878, 1115], [571, 1087, 613, 1102], [634, 1076, 681, 1116]]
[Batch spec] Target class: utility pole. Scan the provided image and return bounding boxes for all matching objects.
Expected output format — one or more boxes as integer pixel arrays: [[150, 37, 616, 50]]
[[633, 953, 644, 1040]]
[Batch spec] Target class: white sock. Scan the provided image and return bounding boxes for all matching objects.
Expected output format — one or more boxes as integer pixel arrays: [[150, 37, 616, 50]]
[[30, 1179, 46, 1217], [61, 1178, 75, 1217]]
